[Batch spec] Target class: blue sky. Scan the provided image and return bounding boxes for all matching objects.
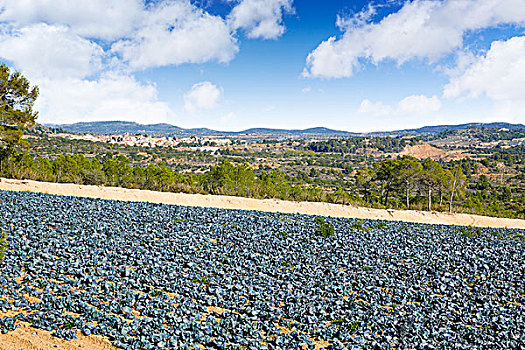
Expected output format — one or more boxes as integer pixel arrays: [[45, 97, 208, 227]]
[[0, 0, 524, 132]]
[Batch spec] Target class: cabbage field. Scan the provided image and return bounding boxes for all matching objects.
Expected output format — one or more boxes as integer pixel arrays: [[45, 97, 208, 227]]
[[0, 190, 524, 349]]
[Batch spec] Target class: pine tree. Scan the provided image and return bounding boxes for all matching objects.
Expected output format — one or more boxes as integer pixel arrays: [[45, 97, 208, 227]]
[[0, 63, 39, 150]]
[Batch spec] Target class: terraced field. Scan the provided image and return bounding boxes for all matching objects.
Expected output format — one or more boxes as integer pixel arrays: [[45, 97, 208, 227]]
[[0, 190, 524, 349]]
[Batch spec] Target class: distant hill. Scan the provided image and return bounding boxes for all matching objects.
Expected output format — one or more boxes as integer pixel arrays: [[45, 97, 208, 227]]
[[370, 122, 525, 136], [239, 127, 358, 136], [44, 121, 525, 138], [44, 121, 360, 137], [46, 121, 188, 135]]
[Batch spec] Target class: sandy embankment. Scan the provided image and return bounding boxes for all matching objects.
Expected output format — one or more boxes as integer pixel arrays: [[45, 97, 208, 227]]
[[1, 178, 524, 229], [0, 319, 116, 350]]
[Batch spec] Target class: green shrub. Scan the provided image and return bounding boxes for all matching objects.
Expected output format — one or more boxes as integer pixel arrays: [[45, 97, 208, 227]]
[[515, 232, 525, 242], [192, 276, 209, 284], [374, 222, 387, 229], [281, 259, 292, 267], [458, 227, 483, 238], [348, 321, 360, 331], [61, 321, 74, 330], [150, 290, 163, 297], [314, 217, 334, 238], [489, 231, 504, 239], [0, 231, 6, 263], [330, 318, 360, 331], [351, 220, 370, 232], [331, 318, 343, 326]]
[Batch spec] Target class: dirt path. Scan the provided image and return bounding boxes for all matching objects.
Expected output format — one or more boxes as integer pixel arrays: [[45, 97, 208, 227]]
[[2, 178, 524, 229], [0, 308, 115, 350], [0, 324, 116, 350]]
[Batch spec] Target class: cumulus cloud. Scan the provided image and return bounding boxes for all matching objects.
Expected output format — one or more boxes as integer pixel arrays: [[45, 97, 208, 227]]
[[0, 24, 104, 80], [358, 99, 391, 116], [358, 95, 442, 116], [35, 74, 174, 124], [0, 0, 143, 40], [228, 0, 294, 39], [443, 36, 525, 120], [0, 1, 286, 124], [444, 36, 525, 101], [184, 81, 223, 112], [0, 0, 255, 76], [112, 1, 238, 69], [304, 0, 525, 78], [397, 95, 441, 114]]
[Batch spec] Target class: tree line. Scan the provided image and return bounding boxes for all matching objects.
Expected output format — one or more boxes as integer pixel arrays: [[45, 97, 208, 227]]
[[356, 156, 466, 212], [1, 151, 476, 215], [307, 137, 419, 154]]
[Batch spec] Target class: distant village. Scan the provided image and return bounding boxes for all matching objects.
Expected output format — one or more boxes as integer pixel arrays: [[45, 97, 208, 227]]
[[49, 132, 236, 152]]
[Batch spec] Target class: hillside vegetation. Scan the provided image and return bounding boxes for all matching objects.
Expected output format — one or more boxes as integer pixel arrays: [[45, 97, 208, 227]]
[[3, 125, 525, 219]]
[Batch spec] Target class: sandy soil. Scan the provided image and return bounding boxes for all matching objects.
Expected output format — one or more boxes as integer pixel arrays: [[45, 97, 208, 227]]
[[399, 143, 468, 161], [0, 323, 116, 350], [0, 279, 118, 350], [1, 178, 524, 229]]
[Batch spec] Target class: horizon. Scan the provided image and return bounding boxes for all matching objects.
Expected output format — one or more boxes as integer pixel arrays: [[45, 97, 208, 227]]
[[1, 0, 524, 132], [44, 119, 525, 135]]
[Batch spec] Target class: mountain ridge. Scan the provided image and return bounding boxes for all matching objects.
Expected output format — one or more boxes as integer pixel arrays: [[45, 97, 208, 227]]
[[44, 121, 525, 137]]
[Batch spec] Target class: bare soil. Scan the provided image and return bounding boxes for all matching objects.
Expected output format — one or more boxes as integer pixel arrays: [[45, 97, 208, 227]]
[[399, 143, 469, 161], [2, 178, 524, 229]]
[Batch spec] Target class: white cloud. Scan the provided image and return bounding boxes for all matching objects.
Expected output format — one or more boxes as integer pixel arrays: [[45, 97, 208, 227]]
[[112, 1, 238, 69], [35, 74, 174, 124], [0, 0, 296, 74], [443, 35, 525, 121], [444, 36, 525, 101], [0, 24, 104, 79], [303, 36, 361, 78], [357, 99, 391, 116], [358, 95, 442, 116], [301, 87, 311, 93], [397, 95, 441, 114], [0, 0, 294, 125], [305, 0, 525, 78], [184, 81, 223, 112], [228, 0, 294, 39], [1, 1, 240, 72], [0, 0, 143, 40]]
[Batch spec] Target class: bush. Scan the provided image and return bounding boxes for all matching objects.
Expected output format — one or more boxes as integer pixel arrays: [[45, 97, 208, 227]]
[[351, 219, 370, 232], [314, 217, 334, 238], [458, 227, 483, 238], [374, 222, 387, 229], [0, 231, 6, 263]]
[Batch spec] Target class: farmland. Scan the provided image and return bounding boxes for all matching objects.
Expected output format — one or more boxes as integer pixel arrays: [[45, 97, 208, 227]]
[[1, 190, 524, 349]]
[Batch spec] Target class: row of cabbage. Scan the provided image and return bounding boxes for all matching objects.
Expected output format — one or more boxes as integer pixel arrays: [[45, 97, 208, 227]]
[[0, 190, 523, 349]]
